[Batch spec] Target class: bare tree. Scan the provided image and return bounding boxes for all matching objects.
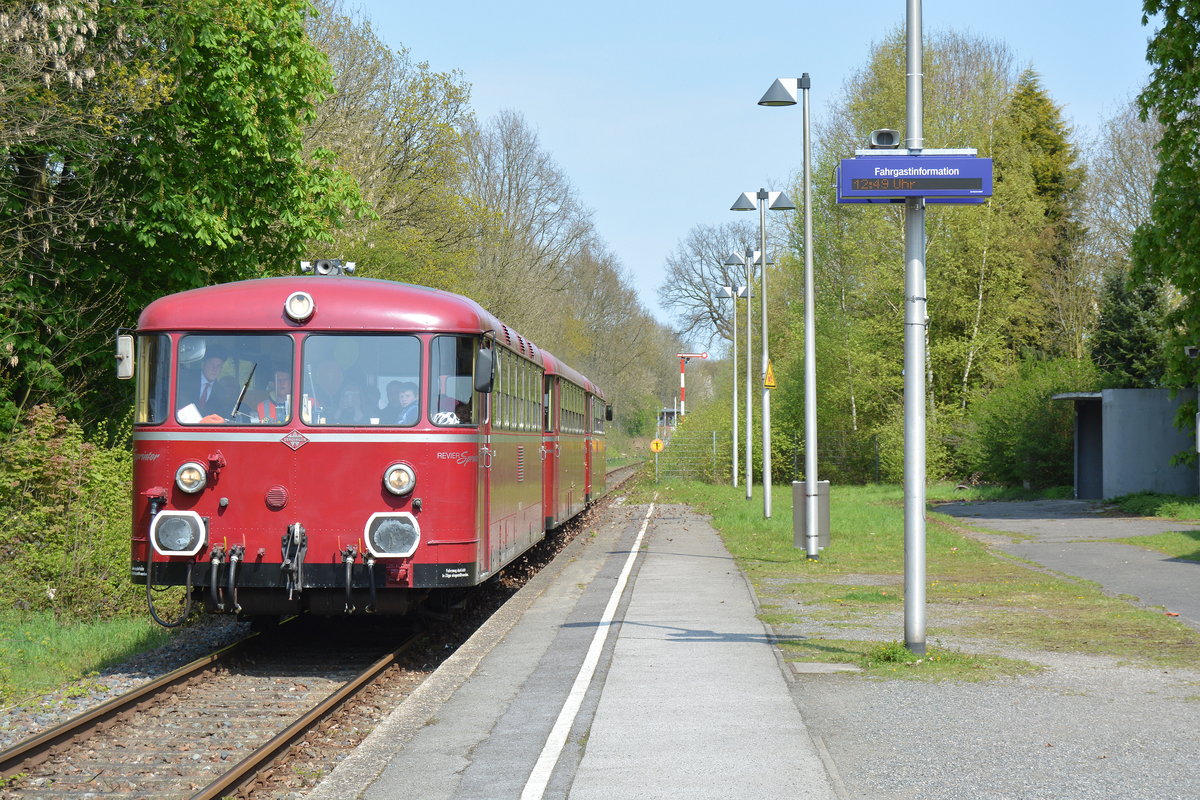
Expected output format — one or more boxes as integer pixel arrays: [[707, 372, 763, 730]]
[[303, 0, 475, 286], [657, 220, 760, 348], [463, 110, 593, 334], [1083, 98, 1162, 273]]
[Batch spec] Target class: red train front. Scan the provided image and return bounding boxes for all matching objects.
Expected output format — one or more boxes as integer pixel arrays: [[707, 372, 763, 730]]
[[120, 271, 607, 624]]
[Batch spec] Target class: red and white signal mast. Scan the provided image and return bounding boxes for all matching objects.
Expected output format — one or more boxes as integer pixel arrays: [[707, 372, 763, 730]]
[[675, 352, 708, 417]]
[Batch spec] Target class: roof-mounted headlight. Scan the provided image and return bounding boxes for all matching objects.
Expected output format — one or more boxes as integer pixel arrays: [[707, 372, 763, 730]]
[[175, 461, 207, 494], [285, 291, 315, 322], [383, 463, 416, 496]]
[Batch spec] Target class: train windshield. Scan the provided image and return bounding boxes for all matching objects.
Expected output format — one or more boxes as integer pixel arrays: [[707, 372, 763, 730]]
[[300, 334, 422, 426], [174, 334, 295, 425]]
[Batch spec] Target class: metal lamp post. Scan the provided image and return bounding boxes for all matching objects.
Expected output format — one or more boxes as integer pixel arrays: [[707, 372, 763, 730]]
[[758, 73, 820, 559], [716, 284, 747, 487], [724, 250, 759, 501], [732, 190, 795, 518]]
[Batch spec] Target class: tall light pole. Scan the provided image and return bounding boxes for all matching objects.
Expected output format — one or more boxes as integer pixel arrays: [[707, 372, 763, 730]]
[[716, 284, 747, 487], [901, 0, 928, 655], [759, 73, 820, 558], [732, 190, 794, 518], [724, 249, 759, 501]]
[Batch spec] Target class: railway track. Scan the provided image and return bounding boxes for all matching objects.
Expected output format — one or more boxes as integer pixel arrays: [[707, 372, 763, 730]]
[[0, 462, 643, 799], [0, 619, 420, 799]]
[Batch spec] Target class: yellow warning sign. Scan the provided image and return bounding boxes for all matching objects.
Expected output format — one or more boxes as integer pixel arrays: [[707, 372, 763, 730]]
[[650, 438, 665, 453], [764, 361, 777, 389]]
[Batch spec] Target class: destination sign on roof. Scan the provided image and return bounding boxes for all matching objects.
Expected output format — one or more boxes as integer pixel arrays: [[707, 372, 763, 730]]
[[837, 150, 993, 204]]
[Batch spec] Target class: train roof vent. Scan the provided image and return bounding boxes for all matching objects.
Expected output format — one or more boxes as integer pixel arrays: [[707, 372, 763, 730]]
[[501, 325, 512, 345]]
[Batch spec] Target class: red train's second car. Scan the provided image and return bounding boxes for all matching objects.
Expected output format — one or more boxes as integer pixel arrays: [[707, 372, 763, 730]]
[[119, 270, 608, 625]]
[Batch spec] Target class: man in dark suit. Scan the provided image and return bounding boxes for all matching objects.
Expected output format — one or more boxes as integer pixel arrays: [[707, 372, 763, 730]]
[[177, 352, 236, 419]]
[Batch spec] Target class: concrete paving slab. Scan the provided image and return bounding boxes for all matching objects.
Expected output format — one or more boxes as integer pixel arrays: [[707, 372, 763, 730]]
[[309, 500, 838, 800]]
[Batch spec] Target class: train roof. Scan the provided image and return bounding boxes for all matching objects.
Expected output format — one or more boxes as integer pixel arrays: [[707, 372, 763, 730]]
[[541, 350, 603, 400], [138, 276, 499, 334], [138, 276, 605, 397]]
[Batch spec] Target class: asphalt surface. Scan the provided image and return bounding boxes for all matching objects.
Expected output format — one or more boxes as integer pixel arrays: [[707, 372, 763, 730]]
[[936, 499, 1200, 631]]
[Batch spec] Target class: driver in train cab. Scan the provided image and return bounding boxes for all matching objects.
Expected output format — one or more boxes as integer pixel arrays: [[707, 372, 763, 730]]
[[257, 365, 292, 423]]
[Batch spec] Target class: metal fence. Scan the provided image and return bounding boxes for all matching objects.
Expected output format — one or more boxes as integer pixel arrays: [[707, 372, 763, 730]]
[[653, 430, 728, 482]]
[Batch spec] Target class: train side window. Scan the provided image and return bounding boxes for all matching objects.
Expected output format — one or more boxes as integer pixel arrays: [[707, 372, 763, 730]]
[[135, 334, 170, 425], [429, 335, 476, 426]]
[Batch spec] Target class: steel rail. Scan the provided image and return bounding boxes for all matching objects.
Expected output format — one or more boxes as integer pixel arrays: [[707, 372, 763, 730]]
[[0, 634, 255, 778], [189, 632, 422, 800]]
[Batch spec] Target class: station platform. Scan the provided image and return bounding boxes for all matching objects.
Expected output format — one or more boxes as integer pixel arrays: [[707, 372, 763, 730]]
[[309, 499, 838, 800]]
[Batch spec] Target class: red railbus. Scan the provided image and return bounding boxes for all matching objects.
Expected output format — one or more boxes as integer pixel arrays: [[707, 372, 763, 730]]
[[118, 273, 609, 625]]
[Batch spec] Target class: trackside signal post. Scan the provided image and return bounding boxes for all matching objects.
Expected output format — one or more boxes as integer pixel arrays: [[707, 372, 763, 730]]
[[836, 0, 993, 655], [675, 352, 707, 417]]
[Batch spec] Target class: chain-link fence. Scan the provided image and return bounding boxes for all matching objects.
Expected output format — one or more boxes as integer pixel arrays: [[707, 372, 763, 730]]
[[653, 427, 882, 486], [653, 430, 728, 482]]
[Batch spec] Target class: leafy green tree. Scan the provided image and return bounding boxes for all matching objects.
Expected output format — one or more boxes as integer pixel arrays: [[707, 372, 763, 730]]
[[778, 29, 1050, 482], [1, 0, 364, 428], [1005, 69, 1090, 357], [1091, 271, 1170, 388], [1133, 1, 1200, 390]]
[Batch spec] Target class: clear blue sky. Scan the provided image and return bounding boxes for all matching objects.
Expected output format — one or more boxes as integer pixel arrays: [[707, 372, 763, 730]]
[[354, 1, 1154, 326]]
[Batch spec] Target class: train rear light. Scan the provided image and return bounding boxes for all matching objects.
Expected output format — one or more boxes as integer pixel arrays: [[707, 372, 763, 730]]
[[175, 461, 207, 494], [150, 510, 207, 556], [364, 512, 420, 558], [383, 463, 417, 496], [284, 291, 315, 322]]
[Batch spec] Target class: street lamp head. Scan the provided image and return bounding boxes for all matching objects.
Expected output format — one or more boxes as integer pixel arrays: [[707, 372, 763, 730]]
[[769, 190, 796, 211], [758, 78, 799, 107], [730, 192, 757, 212], [759, 74, 812, 107], [723, 252, 745, 266]]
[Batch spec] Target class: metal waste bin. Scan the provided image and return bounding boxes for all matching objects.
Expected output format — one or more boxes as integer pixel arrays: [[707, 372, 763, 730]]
[[792, 480, 830, 550]]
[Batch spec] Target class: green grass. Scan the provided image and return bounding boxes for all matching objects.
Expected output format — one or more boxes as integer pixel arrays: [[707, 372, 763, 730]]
[[630, 477, 1200, 678], [1110, 491, 1200, 521], [0, 612, 173, 707], [1109, 530, 1200, 563]]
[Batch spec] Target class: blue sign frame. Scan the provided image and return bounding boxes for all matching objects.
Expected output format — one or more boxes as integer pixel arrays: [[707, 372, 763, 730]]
[[837, 154, 993, 204]]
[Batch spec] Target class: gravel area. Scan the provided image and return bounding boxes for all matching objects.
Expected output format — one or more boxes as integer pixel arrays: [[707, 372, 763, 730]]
[[794, 648, 1200, 800], [0, 616, 251, 751]]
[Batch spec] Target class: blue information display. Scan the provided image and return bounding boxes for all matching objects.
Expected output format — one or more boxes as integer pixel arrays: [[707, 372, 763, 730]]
[[837, 153, 992, 204]]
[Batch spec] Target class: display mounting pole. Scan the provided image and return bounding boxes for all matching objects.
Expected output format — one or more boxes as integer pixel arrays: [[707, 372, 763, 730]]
[[903, 0, 927, 656]]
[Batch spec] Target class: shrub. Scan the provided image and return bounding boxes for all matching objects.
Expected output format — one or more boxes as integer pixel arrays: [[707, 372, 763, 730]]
[[960, 357, 1098, 488], [0, 405, 138, 620]]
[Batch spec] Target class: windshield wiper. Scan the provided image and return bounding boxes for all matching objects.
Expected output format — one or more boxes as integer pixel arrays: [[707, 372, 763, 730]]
[[230, 363, 257, 420]]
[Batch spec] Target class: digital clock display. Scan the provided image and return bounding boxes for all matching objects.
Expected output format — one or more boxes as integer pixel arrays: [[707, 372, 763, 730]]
[[850, 177, 983, 191]]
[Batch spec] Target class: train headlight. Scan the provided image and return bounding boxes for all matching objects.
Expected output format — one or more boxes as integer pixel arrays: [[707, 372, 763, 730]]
[[150, 510, 207, 556], [364, 512, 420, 558], [284, 291, 315, 322], [383, 463, 417, 496], [175, 462, 207, 494]]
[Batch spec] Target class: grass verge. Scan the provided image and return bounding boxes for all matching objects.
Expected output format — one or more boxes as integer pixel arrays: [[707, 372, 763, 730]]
[[0, 612, 173, 707], [626, 478, 1200, 680], [1108, 530, 1200, 563]]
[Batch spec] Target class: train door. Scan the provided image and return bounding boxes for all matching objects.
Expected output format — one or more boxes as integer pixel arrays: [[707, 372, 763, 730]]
[[584, 395, 594, 503], [542, 375, 558, 529]]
